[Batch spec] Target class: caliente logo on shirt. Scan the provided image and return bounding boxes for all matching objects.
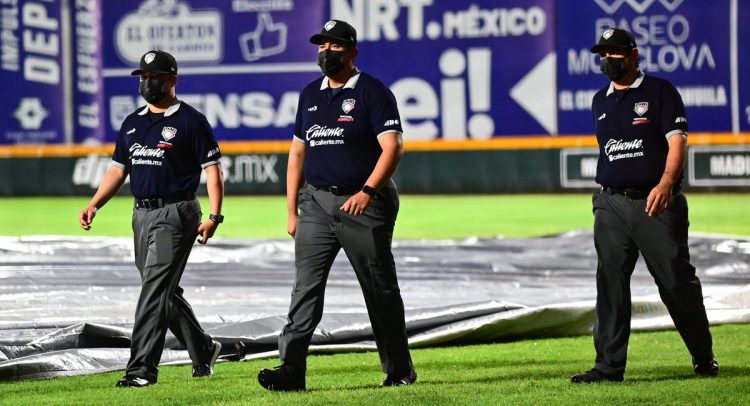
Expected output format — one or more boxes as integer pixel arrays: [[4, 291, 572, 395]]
[[305, 124, 345, 147], [604, 138, 644, 162]]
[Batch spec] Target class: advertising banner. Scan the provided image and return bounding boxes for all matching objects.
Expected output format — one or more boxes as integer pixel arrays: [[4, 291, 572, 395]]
[[738, 0, 750, 132], [333, 0, 556, 139], [0, 0, 66, 144], [71, 0, 105, 143], [101, 0, 325, 142], [557, 0, 732, 134], [100, 0, 556, 141]]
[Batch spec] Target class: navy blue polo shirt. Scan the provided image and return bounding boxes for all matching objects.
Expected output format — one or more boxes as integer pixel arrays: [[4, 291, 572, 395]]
[[592, 72, 688, 190], [293, 69, 403, 189], [112, 99, 221, 200]]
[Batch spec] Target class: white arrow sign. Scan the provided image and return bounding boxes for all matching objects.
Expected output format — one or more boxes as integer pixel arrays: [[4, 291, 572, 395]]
[[509, 51, 558, 135]]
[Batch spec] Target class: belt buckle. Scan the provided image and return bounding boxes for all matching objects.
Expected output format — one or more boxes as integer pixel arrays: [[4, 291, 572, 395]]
[[623, 189, 640, 199], [329, 186, 340, 195]]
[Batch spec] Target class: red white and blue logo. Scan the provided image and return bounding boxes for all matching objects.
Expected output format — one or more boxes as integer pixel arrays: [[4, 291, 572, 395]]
[[161, 126, 177, 141]]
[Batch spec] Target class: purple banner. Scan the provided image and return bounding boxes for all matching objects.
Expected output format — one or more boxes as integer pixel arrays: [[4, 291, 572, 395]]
[[738, 0, 750, 132], [71, 0, 105, 143], [101, 0, 325, 142], [334, 0, 556, 139], [557, 0, 732, 134], [0, 0, 66, 144]]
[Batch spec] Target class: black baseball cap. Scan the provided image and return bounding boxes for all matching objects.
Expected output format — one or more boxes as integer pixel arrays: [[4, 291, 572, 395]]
[[309, 19, 357, 46], [131, 50, 178, 76], [590, 28, 637, 53]]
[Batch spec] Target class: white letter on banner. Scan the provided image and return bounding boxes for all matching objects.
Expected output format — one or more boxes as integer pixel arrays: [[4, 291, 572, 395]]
[[24, 55, 59, 84], [367, 0, 399, 41], [400, 0, 431, 40], [24, 30, 58, 56], [22, 3, 58, 30], [331, 0, 365, 39], [240, 93, 274, 128], [391, 78, 438, 140]]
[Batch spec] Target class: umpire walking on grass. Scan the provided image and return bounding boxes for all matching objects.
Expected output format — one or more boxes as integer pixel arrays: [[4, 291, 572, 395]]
[[79, 50, 223, 388], [571, 28, 718, 383], [257, 20, 416, 391]]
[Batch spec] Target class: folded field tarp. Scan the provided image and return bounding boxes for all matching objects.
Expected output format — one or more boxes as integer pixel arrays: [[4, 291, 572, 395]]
[[1, 232, 748, 380]]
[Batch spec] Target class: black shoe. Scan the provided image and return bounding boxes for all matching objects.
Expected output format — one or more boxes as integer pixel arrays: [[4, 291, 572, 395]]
[[192, 339, 222, 378], [258, 364, 306, 391], [116, 375, 155, 388], [693, 358, 719, 377], [380, 369, 417, 387], [570, 369, 624, 383]]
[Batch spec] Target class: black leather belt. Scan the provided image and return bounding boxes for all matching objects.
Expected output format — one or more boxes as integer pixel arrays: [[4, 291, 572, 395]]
[[309, 184, 359, 196], [602, 185, 681, 200], [601, 187, 649, 199], [134, 192, 195, 209]]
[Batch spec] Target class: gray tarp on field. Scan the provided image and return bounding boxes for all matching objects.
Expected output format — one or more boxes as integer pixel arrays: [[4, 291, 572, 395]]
[[1, 231, 748, 379]]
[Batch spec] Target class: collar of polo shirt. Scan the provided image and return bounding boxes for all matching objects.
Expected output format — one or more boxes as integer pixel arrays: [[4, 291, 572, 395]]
[[320, 68, 361, 90], [139, 97, 182, 117], [607, 71, 645, 96]]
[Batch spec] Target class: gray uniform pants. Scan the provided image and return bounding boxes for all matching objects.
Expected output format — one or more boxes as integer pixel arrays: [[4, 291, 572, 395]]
[[592, 190, 714, 376], [279, 181, 414, 376], [126, 199, 212, 382]]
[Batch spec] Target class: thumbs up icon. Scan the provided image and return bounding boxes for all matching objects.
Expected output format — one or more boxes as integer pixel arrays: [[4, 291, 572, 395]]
[[240, 12, 288, 61]]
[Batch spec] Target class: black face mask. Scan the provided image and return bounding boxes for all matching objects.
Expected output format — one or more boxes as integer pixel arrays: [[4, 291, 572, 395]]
[[139, 78, 169, 104], [317, 50, 346, 77], [600, 56, 627, 82]]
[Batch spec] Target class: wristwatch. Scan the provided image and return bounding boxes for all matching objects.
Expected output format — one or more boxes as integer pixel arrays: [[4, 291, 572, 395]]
[[209, 214, 224, 224], [361, 185, 377, 197]]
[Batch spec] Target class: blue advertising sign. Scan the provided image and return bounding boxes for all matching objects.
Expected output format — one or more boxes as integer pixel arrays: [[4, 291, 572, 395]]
[[0, 0, 66, 144], [738, 0, 750, 132], [335, 0, 556, 139], [71, 0, 105, 143], [101, 0, 556, 141], [557, 0, 732, 134], [101, 0, 325, 142]]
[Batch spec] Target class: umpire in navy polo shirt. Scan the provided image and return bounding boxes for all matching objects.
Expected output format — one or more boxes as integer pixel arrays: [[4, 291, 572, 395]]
[[79, 50, 224, 387], [571, 28, 718, 383], [257, 20, 416, 391]]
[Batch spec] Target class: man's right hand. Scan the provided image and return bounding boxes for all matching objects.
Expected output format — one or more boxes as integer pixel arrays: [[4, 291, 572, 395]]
[[79, 206, 97, 230], [287, 212, 298, 238]]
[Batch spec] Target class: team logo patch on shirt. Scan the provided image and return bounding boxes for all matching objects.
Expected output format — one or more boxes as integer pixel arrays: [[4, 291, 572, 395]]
[[341, 99, 356, 114], [634, 102, 648, 116], [161, 126, 177, 141]]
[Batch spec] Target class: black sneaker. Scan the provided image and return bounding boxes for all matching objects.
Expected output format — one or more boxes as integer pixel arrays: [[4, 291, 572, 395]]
[[258, 364, 306, 391], [116, 375, 155, 388], [192, 339, 222, 378], [570, 369, 624, 383], [380, 369, 417, 387], [693, 358, 719, 377]]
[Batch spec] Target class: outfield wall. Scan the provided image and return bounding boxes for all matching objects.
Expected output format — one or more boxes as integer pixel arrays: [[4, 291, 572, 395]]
[[1, 135, 748, 195]]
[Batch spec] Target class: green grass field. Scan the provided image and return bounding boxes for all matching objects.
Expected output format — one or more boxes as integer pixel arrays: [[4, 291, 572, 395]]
[[1, 194, 748, 404], [1, 325, 748, 405], [1, 193, 749, 238]]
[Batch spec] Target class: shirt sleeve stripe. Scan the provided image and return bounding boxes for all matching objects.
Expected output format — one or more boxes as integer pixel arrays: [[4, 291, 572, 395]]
[[201, 160, 220, 169], [111, 161, 126, 169], [293, 135, 305, 144], [665, 129, 687, 140], [376, 130, 402, 139]]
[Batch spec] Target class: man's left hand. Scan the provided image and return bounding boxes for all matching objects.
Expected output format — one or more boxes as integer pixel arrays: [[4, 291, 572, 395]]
[[197, 219, 219, 244], [340, 192, 372, 216], [646, 183, 672, 217]]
